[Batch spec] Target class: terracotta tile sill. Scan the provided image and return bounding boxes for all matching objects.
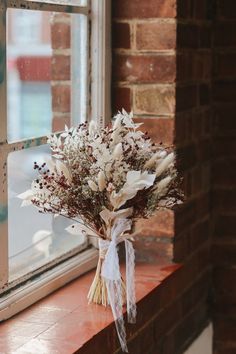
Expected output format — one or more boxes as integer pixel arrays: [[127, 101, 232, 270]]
[[0, 263, 181, 354]]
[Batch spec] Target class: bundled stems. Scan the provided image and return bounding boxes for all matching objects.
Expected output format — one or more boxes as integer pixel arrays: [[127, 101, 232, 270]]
[[87, 256, 126, 307]]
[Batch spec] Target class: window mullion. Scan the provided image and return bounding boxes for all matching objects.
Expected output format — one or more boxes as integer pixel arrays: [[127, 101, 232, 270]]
[[91, 0, 111, 127], [0, 6, 7, 143], [0, 148, 8, 288], [7, 0, 89, 15], [7, 137, 48, 153]]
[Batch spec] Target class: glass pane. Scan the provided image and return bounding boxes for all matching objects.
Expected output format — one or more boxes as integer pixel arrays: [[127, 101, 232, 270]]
[[7, 8, 88, 142], [8, 146, 88, 281]]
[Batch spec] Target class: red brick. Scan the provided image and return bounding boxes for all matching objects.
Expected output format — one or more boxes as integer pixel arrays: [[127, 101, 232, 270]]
[[175, 112, 197, 144], [177, 53, 194, 82], [181, 272, 210, 314], [134, 85, 175, 115], [113, 0, 176, 19], [214, 22, 236, 47], [173, 302, 209, 351], [177, 23, 199, 48], [193, 0, 208, 19], [213, 137, 236, 158], [200, 84, 210, 106], [200, 25, 212, 48], [173, 232, 190, 261], [218, 0, 236, 19], [125, 323, 156, 354], [214, 268, 236, 295], [177, 53, 211, 83], [191, 166, 203, 195], [213, 159, 236, 187], [113, 22, 131, 49], [213, 104, 236, 134], [213, 344, 236, 354], [51, 23, 70, 49], [190, 219, 210, 251], [213, 300, 236, 319], [214, 214, 236, 237], [52, 115, 70, 132], [214, 318, 236, 342], [51, 55, 70, 81], [213, 189, 236, 213], [52, 85, 70, 113], [191, 110, 205, 141], [136, 22, 176, 50], [175, 200, 197, 234], [133, 117, 174, 144], [177, 0, 192, 19], [214, 52, 236, 78], [195, 52, 212, 81], [135, 238, 173, 263], [176, 85, 198, 112], [113, 55, 176, 83], [174, 114, 185, 144], [135, 209, 174, 238], [212, 242, 236, 266], [214, 292, 236, 308], [176, 143, 197, 171], [154, 299, 182, 339], [112, 86, 131, 113], [196, 139, 211, 163]]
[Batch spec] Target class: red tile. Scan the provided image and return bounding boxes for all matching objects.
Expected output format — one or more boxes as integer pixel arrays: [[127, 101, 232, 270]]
[[14, 338, 80, 354], [0, 336, 29, 353], [0, 320, 50, 339], [38, 310, 113, 345], [14, 306, 70, 325]]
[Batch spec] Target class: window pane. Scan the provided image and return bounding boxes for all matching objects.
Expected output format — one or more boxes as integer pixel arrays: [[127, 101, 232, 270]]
[[7, 8, 88, 142], [8, 146, 88, 281]]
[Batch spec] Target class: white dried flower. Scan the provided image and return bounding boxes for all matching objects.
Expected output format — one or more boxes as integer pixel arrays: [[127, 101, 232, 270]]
[[56, 160, 71, 182], [17, 189, 34, 207], [154, 176, 172, 196], [98, 171, 106, 191], [156, 152, 175, 177], [88, 180, 98, 192], [89, 120, 97, 135], [110, 170, 156, 209], [113, 114, 122, 130], [113, 143, 123, 159], [110, 127, 121, 146], [144, 152, 161, 169], [107, 182, 115, 193]]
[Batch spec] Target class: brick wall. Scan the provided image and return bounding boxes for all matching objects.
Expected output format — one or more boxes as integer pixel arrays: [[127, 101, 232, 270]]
[[112, 0, 176, 265], [112, 0, 212, 353], [51, 13, 71, 132], [212, 1, 236, 353]]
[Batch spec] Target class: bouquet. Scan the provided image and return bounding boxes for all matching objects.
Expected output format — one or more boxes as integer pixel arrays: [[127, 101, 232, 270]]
[[19, 110, 183, 352]]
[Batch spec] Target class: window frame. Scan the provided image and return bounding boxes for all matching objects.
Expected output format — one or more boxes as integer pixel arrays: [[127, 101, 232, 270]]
[[0, 0, 111, 320]]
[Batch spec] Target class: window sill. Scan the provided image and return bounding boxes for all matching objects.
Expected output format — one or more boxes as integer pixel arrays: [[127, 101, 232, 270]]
[[0, 262, 181, 353]]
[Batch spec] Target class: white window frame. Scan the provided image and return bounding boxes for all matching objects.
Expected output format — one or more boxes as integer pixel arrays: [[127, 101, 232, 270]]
[[0, 0, 111, 320]]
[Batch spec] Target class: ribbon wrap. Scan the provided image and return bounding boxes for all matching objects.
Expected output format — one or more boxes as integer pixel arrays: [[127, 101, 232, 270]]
[[99, 217, 136, 353]]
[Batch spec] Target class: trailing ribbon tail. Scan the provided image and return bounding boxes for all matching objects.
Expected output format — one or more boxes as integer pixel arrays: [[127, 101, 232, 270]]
[[125, 239, 137, 324], [101, 217, 136, 352]]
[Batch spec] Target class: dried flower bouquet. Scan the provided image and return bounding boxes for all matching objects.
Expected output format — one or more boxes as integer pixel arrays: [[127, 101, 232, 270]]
[[19, 110, 183, 352]]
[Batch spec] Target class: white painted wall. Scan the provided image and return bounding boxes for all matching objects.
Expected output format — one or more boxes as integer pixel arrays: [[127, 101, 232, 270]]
[[183, 323, 213, 354]]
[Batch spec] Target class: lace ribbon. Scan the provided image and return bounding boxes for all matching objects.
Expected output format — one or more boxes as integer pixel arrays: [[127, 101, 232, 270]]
[[99, 217, 136, 353]]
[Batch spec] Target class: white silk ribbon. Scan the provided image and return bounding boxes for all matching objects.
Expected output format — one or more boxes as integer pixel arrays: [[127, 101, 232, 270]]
[[100, 217, 136, 353]]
